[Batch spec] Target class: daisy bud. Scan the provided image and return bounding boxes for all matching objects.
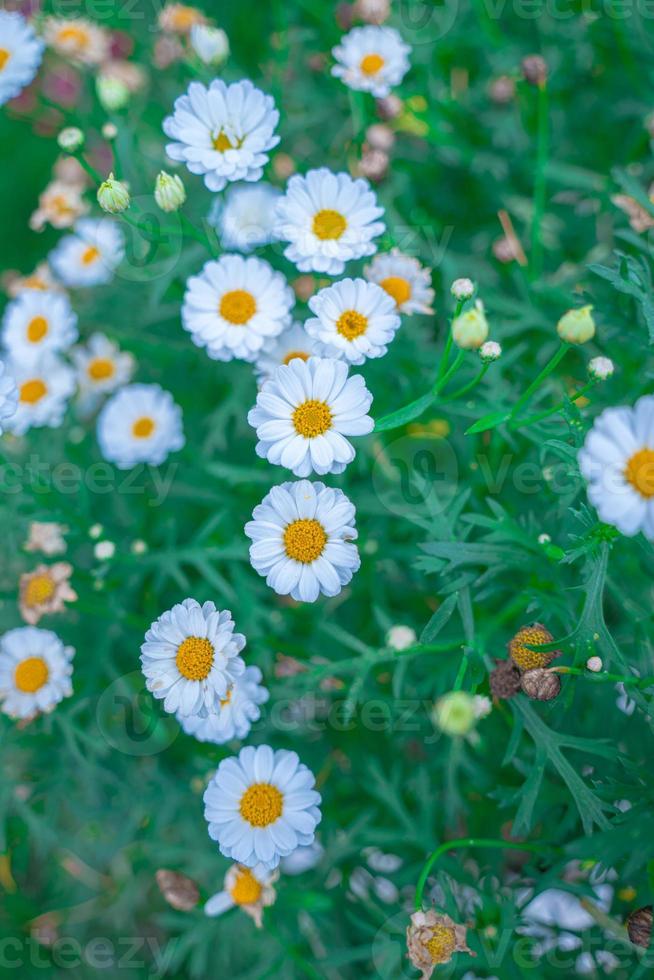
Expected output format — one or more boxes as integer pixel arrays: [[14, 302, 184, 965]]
[[626, 905, 653, 948], [101, 122, 118, 140], [155, 869, 200, 911], [96, 75, 130, 112], [189, 24, 230, 65], [376, 94, 403, 120], [94, 540, 115, 561], [588, 356, 614, 381], [508, 622, 559, 670], [451, 302, 489, 351], [556, 304, 595, 345], [433, 691, 477, 737], [407, 910, 475, 977], [450, 277, 474, 301], [154, 171, 186, 213], [89, 523, 103, 539], [97, 174, 130, 214], [57, 126, 84, 153], [479, 340, 502, 362], [353, 0, 391, 24], [489, 659, 521, 700], [521, 54, 548, 86], [586, 656, 603, 673], [520, 668, 561, 701], [365, 123, 395, 151], [489, 75, 515, 104], [385, 625, 417, 651]]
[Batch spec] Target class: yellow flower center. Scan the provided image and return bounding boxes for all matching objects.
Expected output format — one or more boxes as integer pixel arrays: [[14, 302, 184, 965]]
[[380, 275, 412, 308], [14, 656, 49, 694], [230, 867, 263, 906], [283, 518, 327, 563], [26, 316, 49, 344], [336, 309, 368, 340], [292, 399, 332, 437], [57, 25, 90, 49], [23, 275, 48, 290], [312, 209, 347, 241], [360, 53, 385, 76], [426, 925, 456, 964], [282, 350, 310, 365], [509, 624, 554, 670], [219, 289, 257, 325], [88, 357, 115, 381], [212, 132, 242, 152], [220, 687, 233, 708], [20, 379, 47, 405], [132, 416, 155, 439], [24, 574, 56, 607], [171, 6, 203, 30], [625, 448, 654, 499], [0, 49, 11, 72], [81, 245, 100, 266], [239, 783, 283, 827], [175, 636, 215, 681]]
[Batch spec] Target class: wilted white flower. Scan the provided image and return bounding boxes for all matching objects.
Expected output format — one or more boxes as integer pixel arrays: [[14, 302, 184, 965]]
[[30, 180, 88, 232], [25, 522, 68, 557], [43, 17, 109, 66], [204, 863, 277, 928], [189, 24, 229, 64]]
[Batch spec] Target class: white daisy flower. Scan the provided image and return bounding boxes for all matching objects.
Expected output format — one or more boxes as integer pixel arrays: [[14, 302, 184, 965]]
[[141, 598, 246, 718], [203, 744, 322, 871], [253, 322, 321, 383], [0, 360, 18, 434], [177, 665, 269, 744], [182, 254, 294, 362], [163, 79, 280, 193], [71, 332, 135, 412], [248, 356, 373, 477], [306, 278, 401, 364], [208, 182, 281, 253], [43, 17, 109, 66], [6, 354, 75, 436], [97, 383, 184, 470], [364, 249, 435, 315], [0, 626, 73, 720], [274, 168, 385, 276], [49, 218, 125, 288], [2, 289, 78, 362], [0, 11, 44, 107], [245, 479, 360, 602], [205, 863, 277, 928], [579, 395, 654, 540], [332, 26, 411, 99]]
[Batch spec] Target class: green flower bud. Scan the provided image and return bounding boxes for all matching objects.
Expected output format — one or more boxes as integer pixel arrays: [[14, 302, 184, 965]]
[[557, 304, 595, 344], [96, 75, 130, 112], [57, 127, 84, 153], [97, 174, 130, 214], [451, 302, 489, 350], [433, 691, 476, 736], [154, 171, 186, 213]]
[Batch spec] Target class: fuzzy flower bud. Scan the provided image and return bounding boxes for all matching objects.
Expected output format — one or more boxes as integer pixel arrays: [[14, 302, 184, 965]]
[[154, 171, 186, 212], [452, 301, 489, 351], [101, 122, 118, 140], [96, 75, 130, 112], [588, 356, 614, 381], [433, 691, 477, 737], [386, 625, 417, 651], [586, 656, 603, 673], [57, 127, 84, 153], [479, 340, 502, 362], [97, 174, 130, 214], [189, 24, 229, 65], [557, 304, 595, 345], [450, 277, 474, 301]]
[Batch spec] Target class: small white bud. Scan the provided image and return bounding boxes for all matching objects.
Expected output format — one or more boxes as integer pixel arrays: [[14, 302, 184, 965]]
[[89, 523, 103, 539], [588, 356, 614, 381], [94, 540, 116, 561], [130, 539, 148, 555], [586, 656, 603, 673], [96, 75, 130, 112], [97, 173, 130, 213], [189, 24, 230, 65], [479, 340, 502, 362], [433, 691, 478, 736], [538, 533, 551, 544], [452, 301, 489, 350], [57, 126, 84, 152], [557, 304, 596, 344], [450, 277, 475, 301], [154, 171, 186, 212], [102, 122, 118, 140], [385, 625, 417, 651]]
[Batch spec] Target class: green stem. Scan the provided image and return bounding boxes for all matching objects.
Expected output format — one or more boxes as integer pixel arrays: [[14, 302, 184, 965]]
[[556, 666, 654, 689], [530, 80, 549, 280], [509, 379, 597, 430], [435, 350, 465, 393], [510, 343, 569, 419], [73, 152, 105, 185], [415, 838, 559, 910], [445, 364, 490, 401], [436, 299, 463, 381]]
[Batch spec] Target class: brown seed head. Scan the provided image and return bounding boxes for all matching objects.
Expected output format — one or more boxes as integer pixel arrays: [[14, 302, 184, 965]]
[[521, 668, 561, 702], [627, 906, 653, 948]]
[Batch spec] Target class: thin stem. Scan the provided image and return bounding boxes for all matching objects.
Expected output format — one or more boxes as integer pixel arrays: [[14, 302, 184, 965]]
[[530, 79, 549, 280], [445, 364, 490, 401], [436, 299, 464, 381], [415, 837, 559, 910], [555, 666, 654, 689], [510, 343, 569, 419], [509, 379, 597, 430], [434, 350, 465, 394]]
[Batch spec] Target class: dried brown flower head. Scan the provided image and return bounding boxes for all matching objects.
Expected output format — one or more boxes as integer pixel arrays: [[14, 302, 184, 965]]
[[626, 905, 653, 948], [407, 910, 475, 978], [155, 869, 199, 910], [521, 668, 561, 701], [489, 659, 522, 700], [19, 562, 77, 625], [521, 55, 548, 86]]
